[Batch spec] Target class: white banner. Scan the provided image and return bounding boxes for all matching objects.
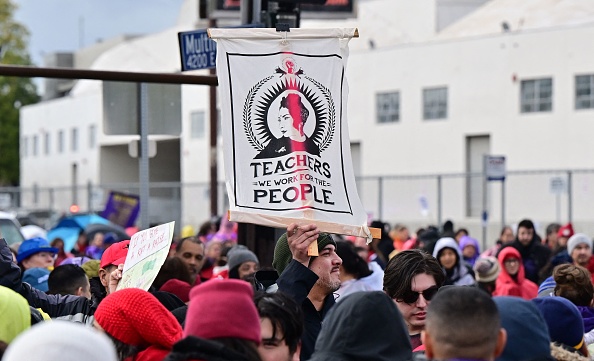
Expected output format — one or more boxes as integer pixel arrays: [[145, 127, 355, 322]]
[[210, 28, 374, 239]]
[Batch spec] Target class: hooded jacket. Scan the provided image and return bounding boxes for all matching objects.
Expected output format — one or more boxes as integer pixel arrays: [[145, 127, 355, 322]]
[[510, 236, 551, 284], [493, 247, 538, 300], [0, 238, 96, 324], [577, 305, 594, 333], [459, 235, 480, 266], [432, 238, 475, 286], [308, 291, 412, 361]]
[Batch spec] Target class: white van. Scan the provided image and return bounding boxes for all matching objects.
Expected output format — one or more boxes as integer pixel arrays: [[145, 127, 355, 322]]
[[0, 211, 25, 246]]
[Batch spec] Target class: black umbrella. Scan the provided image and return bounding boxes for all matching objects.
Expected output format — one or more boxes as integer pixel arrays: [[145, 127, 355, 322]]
[[85, 223, 130, 243]]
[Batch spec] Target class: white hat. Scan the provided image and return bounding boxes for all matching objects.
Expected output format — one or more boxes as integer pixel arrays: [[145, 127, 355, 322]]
[[3, 321, 117, 361], [567, 233, 593, 256]]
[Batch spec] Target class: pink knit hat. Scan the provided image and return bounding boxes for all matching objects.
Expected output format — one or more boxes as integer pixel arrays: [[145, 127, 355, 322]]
[[184, 279, 260, 344], [94, 288, 182, 349]]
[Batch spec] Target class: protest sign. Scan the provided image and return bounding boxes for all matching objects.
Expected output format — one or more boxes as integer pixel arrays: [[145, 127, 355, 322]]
[[100, 191, 140, 228], [209, 28, 378, 240], [116, 221, 174, 291]]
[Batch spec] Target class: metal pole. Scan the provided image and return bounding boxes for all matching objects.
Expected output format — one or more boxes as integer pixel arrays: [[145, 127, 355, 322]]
[[555, 193, 561, 223], [209, 17, 219, 218], [567, 170, 573, 223], [501, 180, 505, 229], [378, 176, 383, 221], [437, 175, 442, 227], [138, 83, 150, 230], [482, 155, 488, 252], [253, 0, 262, 23], [87, 181, 92, 212], [49, 188, 54, 211], [241, 0, 254, 24], [0, 64, 217, 85]]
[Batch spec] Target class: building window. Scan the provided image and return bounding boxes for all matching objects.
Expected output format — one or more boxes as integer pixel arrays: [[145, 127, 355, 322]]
[[89, 125, 96, 149], [376, 92, 400, 123], [32, 135, 38, 156], [44, 133, 51, 155], [576, 75, 594, 110], [190, 111, 206, 139], [71, 128, 78, 152], [423, 87, 448, 120], [58, 130, 64, 153], [521, 78, 552, 113], [22, 136, 28, 157]]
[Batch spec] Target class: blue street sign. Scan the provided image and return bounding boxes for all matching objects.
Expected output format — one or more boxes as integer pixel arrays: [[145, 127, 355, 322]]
[[178, 29, 217, 71]]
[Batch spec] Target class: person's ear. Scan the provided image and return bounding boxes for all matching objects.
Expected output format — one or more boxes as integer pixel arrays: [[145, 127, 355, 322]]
[[421, 330, 434, 359], [494, 328, 507, 358], [98, 268, 109, 288], [291, 342, 302, 361], [74, 286, 84, 297]]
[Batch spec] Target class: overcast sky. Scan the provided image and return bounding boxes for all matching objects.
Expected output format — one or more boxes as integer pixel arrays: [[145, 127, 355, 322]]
[[13, 0, 185, 67]]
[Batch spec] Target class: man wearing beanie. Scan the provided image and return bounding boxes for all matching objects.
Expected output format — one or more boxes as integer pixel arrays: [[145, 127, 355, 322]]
[[567, 233, 594, 284], [272, 223, 342, 361], [0, 238, 128, 324], [227, 245, 260, 281]]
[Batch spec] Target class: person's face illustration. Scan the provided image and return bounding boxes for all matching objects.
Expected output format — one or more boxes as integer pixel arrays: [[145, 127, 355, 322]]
[[278, 107, 299, 138]]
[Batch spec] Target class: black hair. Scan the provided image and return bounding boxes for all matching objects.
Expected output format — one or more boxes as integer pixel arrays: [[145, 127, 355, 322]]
[[197, 221, 214, 237], [175, 236, 204, 253], [335, 241, 372, 279], [383, 249, 445, 300], [48, 264, 89, 296], [279, 93, 309, 125], [254, 291, 303, 355], [214, 338, 262, 361], [518, 219, 535, 231], [229, 265, 240, 279], [426, 286, 500, 359], [152, 256, 193, 290], [104, 332, 143, 361]]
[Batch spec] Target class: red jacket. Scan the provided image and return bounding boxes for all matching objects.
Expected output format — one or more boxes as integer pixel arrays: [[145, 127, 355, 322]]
[[493, 247, 538, 300]]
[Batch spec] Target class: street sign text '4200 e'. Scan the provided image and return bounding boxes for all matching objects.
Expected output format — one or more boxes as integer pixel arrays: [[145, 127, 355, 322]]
[[178, 29, 217, 71]]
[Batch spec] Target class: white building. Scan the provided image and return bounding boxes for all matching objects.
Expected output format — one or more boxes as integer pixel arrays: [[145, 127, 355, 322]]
[[19, 0, 594, 240]]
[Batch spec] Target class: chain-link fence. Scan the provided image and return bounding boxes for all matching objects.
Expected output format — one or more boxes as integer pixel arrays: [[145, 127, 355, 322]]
[[2, 169, 593, 247]]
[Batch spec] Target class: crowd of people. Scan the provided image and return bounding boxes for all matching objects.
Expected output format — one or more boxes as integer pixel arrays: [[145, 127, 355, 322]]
[[0, 215, 594, 361]]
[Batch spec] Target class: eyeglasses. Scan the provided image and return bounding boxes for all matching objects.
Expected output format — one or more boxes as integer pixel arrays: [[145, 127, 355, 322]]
[[504, 258, 519, 265], [398, 286, 440, 304]]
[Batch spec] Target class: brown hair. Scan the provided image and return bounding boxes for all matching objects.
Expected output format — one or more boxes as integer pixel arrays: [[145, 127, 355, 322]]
[[553, 263, 594, 306], [383, 249, 445, 299]]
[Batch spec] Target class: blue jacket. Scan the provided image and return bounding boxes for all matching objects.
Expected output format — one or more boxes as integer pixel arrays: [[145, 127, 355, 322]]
[[0, 238, 96, 324]]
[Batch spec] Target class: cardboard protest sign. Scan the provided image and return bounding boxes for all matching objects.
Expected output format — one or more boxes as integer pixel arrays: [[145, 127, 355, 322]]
[[209, 28, 378, 240], [116, 221, 174, 291]]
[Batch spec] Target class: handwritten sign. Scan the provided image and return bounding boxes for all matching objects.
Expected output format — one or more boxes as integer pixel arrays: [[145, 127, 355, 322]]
[[116, 221, 174, 291]]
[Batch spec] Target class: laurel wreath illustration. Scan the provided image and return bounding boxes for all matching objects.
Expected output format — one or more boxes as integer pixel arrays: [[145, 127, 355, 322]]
[[244, 75, 274, 151], [305, 76, 335, 152]]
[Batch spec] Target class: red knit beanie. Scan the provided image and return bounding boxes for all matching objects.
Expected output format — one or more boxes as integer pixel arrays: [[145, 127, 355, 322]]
[[94, 288, 182, 349], [160, 279, 191, 303], [184, 279, 260, 344]]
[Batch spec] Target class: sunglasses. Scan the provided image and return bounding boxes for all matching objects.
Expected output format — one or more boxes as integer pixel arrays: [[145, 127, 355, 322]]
[[398, 286, 440, 304]]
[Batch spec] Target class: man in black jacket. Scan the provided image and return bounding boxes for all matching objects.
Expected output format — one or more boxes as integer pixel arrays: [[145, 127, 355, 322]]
[[509, 219, 551, 284], [272, 224, 342, 361], [0, 237, 125, 324]]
